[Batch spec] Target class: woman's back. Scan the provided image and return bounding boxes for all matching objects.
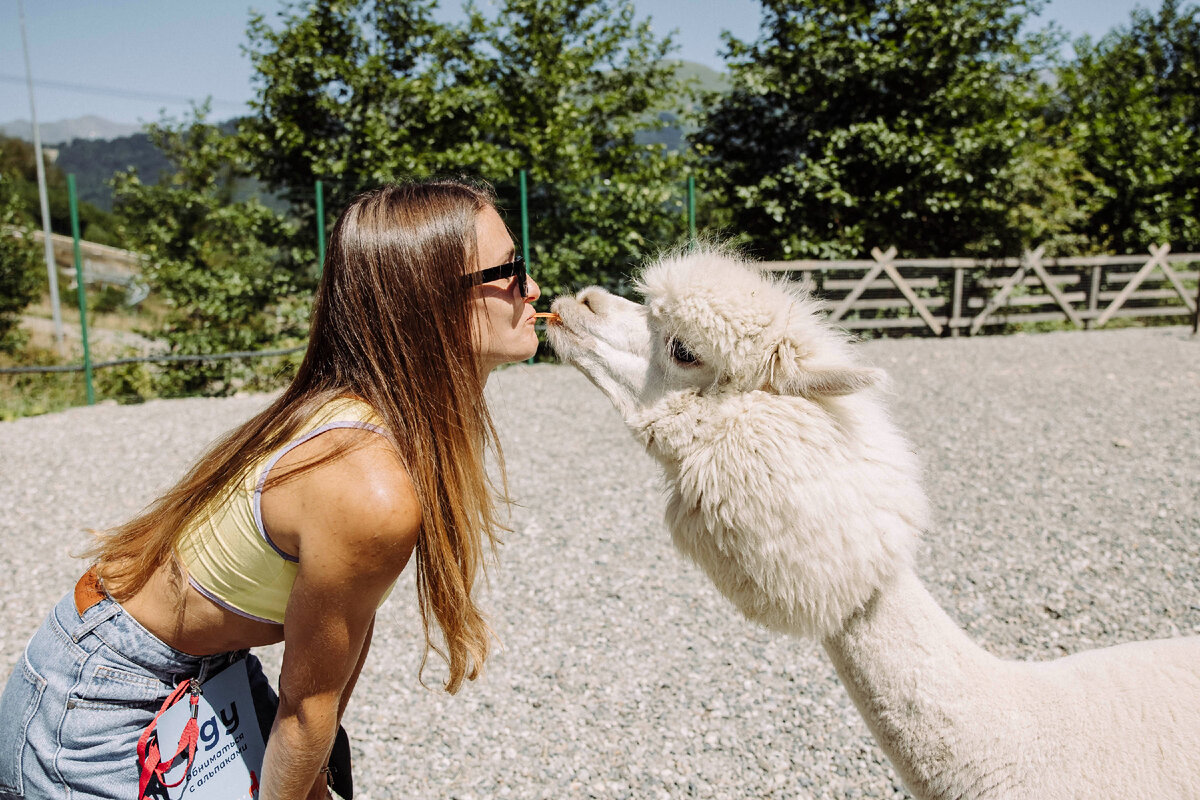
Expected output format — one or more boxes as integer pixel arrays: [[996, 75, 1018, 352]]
[[122, 396, 408, 656], [177, 396, 386, 625]]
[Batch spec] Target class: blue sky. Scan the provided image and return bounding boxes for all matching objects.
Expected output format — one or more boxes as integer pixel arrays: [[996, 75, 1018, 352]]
[[1, 0, 1152, 127]]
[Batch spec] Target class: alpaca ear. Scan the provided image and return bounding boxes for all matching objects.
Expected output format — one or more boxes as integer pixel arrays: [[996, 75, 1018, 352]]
[[784, 365, 883, 397], [768, 339, 883, 397]]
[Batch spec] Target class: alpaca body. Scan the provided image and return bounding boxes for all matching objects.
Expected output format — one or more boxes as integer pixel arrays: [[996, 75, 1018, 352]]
[[645, 364, 1200, 799], [828, 568, 1200, 799], [546, 248, 1200, 799]]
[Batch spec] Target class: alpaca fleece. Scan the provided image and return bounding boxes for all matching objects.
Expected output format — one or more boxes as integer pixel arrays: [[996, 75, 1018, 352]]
[[548, 247, 1200, 800]]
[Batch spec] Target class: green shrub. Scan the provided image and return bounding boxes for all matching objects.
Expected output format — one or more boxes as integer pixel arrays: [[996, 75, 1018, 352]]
[[94, 353, 155, 404], [0, 170, 42, 353]]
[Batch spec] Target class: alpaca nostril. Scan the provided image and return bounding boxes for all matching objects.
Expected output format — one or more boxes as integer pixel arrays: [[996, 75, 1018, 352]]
[[580, 295, 594, 312]]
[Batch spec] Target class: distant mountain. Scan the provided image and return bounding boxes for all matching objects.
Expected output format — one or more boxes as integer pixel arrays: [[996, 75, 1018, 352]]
[[635, 60, 732, 151], [54, 133, 173, 211], [672, 61, 731, 95], [0, 115, 142, 145], [1, 117, 255, 212]]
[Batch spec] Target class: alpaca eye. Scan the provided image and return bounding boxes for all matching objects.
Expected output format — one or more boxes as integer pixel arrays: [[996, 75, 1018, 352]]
[[669, 338, 699, 365]]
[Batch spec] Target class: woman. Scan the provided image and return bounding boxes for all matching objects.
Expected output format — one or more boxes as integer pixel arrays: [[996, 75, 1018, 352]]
[[0, 179, 543, 800]]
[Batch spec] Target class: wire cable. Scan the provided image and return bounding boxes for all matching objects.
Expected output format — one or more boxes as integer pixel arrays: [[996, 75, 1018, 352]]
[[0, 345, 306, 375], [0, 73, 247, 111]]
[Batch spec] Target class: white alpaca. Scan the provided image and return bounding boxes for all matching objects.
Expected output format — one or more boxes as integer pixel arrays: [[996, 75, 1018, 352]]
[[546, 247, 1200, 800]]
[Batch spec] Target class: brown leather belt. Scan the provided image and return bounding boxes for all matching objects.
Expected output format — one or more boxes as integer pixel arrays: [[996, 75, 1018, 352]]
[[74, 566, 107, 617]]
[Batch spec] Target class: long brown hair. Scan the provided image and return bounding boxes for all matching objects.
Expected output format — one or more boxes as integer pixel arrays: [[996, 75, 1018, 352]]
[[90, 179, 507, 693]]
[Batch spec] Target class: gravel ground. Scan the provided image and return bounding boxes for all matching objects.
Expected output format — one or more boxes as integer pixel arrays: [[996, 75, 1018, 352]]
[[1, 326, 1198, 799]]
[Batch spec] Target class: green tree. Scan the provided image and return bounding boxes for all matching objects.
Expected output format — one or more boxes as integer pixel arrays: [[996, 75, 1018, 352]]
[[112, 108, 309, 396], [695, 0, 1060, 259], [989, 121, 1105, 256], [1055, 0, 1200, 252], [241, 0, 689, 294], [0, 134, 122, 246], [241, 0, 479, 215], [467, 0, 689, 293], [0, 169, 42, 353]]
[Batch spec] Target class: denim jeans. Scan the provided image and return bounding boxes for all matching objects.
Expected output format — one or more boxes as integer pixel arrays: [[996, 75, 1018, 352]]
[[0, 590, 277, 800]]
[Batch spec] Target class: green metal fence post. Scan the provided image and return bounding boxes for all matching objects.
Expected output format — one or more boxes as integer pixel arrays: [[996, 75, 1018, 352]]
[[315, 179, 326, 273], [67, 174, 94, 405], [687, 174, 697, 248], [519, 170, 534, 363], [519, 170, 531, 266]]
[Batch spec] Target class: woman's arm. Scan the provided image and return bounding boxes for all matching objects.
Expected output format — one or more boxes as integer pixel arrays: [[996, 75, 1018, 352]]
[[258, 435, 420, 800], [338, 616, 374, 724]]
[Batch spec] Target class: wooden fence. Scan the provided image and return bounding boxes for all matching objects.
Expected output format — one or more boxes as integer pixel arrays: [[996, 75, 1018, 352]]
[[759, 245, 1200, 335], [4, 226, 143, 287]]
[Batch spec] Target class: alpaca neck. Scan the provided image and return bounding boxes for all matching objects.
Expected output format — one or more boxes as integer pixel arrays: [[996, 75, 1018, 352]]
[[823, 567, 1022, 798]]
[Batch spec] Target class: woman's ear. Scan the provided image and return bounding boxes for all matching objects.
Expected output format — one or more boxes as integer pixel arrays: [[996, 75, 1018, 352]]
[[767, 337, 884, 398]]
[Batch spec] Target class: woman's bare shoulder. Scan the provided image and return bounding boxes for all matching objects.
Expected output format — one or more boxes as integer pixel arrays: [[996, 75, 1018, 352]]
[[320, 428, 419, 524]]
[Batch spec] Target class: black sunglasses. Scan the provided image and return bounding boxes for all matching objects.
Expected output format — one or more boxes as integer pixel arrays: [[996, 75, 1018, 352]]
[[463, 254, 528, 297]]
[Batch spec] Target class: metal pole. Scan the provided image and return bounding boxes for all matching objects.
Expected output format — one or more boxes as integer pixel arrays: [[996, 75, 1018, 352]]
[[519, 170, 531, 267], [687, 174, 697, 248], [18, 0, 63, 349], [315, 179, 325, 273], [68, 175, 93, 405]]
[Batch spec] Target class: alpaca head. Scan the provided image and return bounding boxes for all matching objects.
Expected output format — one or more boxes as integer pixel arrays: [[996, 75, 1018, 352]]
[[549, 247, 926, 639], [547, 246, 884, 429]]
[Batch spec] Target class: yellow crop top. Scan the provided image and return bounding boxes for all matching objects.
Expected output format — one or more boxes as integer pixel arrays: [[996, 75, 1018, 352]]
[[176, 397, 391, 624]]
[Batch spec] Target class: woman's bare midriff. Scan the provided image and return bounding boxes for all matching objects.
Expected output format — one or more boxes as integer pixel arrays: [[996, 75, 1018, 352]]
[[120, 560, 285, 656]]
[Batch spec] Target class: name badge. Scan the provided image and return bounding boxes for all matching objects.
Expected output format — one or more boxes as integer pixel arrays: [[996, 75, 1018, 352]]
[[155, 659, 267, 799]]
